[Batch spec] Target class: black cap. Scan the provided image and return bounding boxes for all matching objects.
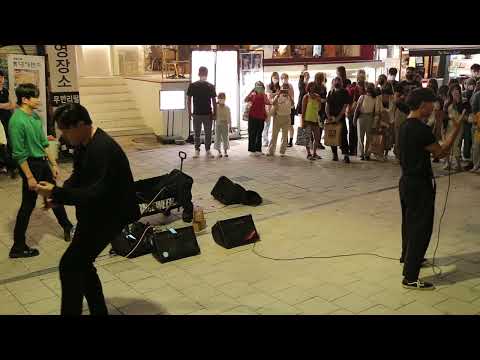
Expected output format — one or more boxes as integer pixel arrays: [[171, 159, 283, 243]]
[[406, 88, 437, 110]]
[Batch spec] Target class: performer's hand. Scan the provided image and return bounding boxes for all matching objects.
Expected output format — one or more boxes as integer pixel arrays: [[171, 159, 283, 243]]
[[36, 181, 54, 198], [27, 177, 38, 191], [51, 164, 59, 181]]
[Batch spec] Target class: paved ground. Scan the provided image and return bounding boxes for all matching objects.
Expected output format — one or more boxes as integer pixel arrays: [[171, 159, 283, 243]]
[[1, 136, 479, 315]]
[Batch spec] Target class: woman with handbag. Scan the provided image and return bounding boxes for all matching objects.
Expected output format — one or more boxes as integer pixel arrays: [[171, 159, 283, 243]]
[[267, 84, 294, 157], [280, 73, 296, 147], [326, 77, 351, 163], [353, 83, 382, 161], [263, 72, 281, 147], [380, 86, 395, 160], [301, 82, 322, 160], [245, 81, 271, 156]]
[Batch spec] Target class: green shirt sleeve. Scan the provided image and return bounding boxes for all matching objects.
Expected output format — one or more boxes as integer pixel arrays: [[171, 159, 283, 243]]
[[34, 112, 49, 148], [9, 119, 29, 165]]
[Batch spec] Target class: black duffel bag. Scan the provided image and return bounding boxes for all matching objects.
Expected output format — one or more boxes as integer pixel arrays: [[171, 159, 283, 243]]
[[211, 176, 262, 206]]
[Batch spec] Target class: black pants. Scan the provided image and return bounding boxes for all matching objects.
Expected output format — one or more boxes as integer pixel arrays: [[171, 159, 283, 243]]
[[248, 117, 265, 153], [13, 158, 72, 251], [462, 122, 473, 160], [330, 117, 349, 156], [399, 176, 436, 281], [348, 116, 358, 156], [59, 221, 121, 315]]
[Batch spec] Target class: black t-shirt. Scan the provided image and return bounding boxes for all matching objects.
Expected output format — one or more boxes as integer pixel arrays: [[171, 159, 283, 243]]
[[186, 80, 216, 115], [399, 118, 436, 178], [327, 88, 350, 117], [400, 80, 422, 96], [0, 88, 12, 123]]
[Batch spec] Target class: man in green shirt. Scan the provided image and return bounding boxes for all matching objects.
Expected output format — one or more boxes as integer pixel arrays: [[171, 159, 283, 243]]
[[8, 83, 73, 258]]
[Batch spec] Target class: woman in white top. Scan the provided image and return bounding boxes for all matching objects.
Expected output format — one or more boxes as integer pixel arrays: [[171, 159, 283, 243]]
[[353, 83, 382, 160], [263, 72, 280, 147], [444, 84, 467, 171], [280, 73, 296, 147]]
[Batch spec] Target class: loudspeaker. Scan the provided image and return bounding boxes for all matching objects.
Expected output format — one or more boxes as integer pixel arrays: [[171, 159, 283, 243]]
[[111, 222, 153, 258], [151, 226, 201, 263], [211, 215, 259, 249], [211, 176, 246, 205]]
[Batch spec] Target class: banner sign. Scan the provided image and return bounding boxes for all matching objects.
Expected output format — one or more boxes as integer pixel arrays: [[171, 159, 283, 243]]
[[46, 45, 80, 106]]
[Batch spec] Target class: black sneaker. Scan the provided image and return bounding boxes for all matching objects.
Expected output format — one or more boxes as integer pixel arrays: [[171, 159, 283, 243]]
[[307, 154, 315, 161], [313, 154, 322, 160], [319, 144, 325, 150], [365, 156, 371, 161], [344, 156, 350, 164], [9, 246, 40, 259], [332, 154, 339, 162], [402, 278, 435, 291]]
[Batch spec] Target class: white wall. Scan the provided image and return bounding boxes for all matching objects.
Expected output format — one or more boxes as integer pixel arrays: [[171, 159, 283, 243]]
[[78, 45, 112, 77], [125, 79, 164, 135]]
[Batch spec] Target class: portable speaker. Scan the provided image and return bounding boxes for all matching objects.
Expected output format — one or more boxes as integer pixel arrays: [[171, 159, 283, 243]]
[[211, 176, 246, 205], [211, 215, 259, 249], [111, 222, 153, 258], [151, 226, 201, 263]]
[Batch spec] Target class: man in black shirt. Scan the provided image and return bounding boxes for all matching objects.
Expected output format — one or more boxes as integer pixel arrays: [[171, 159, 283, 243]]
[[400, 67, 422, 96], [187, 66, 217, 159], [36, 103, 140, 315], [0, 70, 17, 177], [326, 77, 351, 163], [398, 88, 464, 290]]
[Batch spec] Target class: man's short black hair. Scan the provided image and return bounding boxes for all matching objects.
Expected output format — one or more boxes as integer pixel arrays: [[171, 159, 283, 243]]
[[406, 88, 437, 111], [198, 66, 208, 75], [406, 66, 416, 72], [388, 67, 398, 76], [15, 83, 40, 106], [0, 70, 5, 77], [470, 63, 480, 72], [53, 103, 93, 129]]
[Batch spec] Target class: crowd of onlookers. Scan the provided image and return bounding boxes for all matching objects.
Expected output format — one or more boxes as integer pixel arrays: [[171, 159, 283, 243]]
[[242, 64, 480, 173]]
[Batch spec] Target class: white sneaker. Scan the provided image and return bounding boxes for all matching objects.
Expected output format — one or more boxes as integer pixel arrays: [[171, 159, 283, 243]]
[[256, 151, 264, 156], [193, 150, 200, 159], [206, 151, 214, 159], [471, 166, 480, 173]]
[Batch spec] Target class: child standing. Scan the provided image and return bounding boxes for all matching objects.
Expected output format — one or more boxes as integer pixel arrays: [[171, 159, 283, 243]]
[[215, 92, 231, 158], [301, 82, 322, 160]]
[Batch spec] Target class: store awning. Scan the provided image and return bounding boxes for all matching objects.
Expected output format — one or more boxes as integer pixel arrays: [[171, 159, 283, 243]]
[[401, 45, 480, 56]]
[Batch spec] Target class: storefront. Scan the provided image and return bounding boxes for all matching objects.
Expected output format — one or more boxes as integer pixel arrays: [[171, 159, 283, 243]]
[[400, 45, 480, 86]]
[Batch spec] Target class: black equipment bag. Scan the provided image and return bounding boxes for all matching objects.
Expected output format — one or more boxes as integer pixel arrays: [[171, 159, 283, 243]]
[[211, 215, 259, 249], [151, 226, 200, 263], [111, 222, 153, 258], [211, 176, 262, 206]]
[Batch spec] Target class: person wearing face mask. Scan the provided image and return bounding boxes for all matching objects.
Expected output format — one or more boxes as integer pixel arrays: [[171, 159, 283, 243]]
[[296, 71, 310, 118], [353, 83, 382, 161], [443, 84, 469, 171], [347, 70, 367, 156], [0, 70, 18, 178], [470, 81, 480, 172], [187, 66, 217, 159], [301, 82, 322, 160], [245, 81, 271, 156], [312, 72, 328, 150], [387, 67, 399, 89], [268, 83, 293, 157], [214, 93, 231, 158], [392, 84, 410, 162], [398, 88, 465, 290], [326, 77, 351, 163], [263, 72, 281, 147], [460, 78, 476, 168], [400, 67, 422, 96], [280, 73, 296, 147]]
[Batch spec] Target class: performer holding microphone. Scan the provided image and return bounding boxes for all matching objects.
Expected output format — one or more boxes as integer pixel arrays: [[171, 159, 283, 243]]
[[399, 88, 465, 290]]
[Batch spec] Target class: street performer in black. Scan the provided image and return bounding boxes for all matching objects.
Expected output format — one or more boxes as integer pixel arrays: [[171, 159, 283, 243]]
[[399, 88, 465, 290], [36, 103, 140, 315]]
